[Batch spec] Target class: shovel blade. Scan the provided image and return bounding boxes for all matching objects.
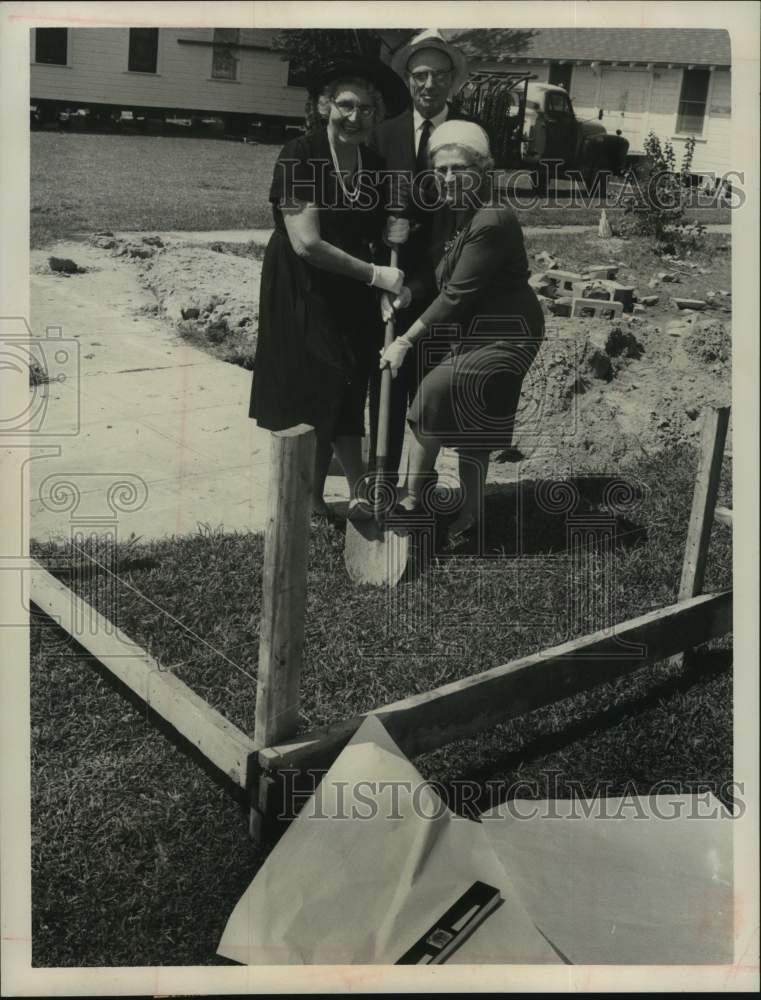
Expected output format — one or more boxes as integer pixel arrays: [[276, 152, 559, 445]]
[[344, 518, 410, 587]]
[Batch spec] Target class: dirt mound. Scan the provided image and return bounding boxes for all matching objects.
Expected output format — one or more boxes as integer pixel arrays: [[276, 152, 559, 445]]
[[70, 227, 730, 476], [511, 313, 731, 476], [137, 241, 261, 368], [682, 315, 732, 365], [84, 233, 261, 368]]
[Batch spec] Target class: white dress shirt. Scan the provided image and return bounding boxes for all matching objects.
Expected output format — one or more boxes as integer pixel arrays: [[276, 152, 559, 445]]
[[413, 106, 449, 155]]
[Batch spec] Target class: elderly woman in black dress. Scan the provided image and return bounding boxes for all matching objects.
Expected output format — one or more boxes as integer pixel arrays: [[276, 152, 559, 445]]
[[380, 120, 545, 539], [249, 57, 409, 519]]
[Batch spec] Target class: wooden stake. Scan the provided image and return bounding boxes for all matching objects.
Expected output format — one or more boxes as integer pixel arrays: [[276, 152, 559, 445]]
[[254, 425, 315, 750], [671, 405, 730, 670], [678, 406, 730, 600]]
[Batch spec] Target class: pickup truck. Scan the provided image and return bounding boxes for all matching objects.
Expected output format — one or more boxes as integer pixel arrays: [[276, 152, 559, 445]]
[[454, 74, 630, 195]]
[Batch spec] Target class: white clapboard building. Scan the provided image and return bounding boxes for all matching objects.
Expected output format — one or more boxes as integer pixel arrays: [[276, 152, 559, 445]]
[[448, 28, 732, 177], [31, 26, 731, 178], [30, 26, 306, 127]]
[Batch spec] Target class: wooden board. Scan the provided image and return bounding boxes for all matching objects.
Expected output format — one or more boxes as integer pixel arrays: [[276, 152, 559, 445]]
[[678, 406, 730, 599], [30, 562, 257, 792], [259, 590, 732, 774]]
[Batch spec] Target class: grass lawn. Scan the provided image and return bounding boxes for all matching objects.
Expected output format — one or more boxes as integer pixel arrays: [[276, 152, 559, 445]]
[[31, 133, 279, 247], [30, 445, 733, 966], [31, 132, 729, 249]]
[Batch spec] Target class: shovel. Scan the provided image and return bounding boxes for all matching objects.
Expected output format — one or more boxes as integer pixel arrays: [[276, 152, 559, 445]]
[[344, 250, 410, 587]]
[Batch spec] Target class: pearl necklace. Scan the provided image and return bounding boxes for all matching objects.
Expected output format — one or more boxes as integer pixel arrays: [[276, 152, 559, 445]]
[[328, 135, 363, 204], [442, 214, 473, 257]]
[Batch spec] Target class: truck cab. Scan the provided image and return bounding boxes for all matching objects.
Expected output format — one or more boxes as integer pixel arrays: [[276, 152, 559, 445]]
[[521, 82, 629, 180], [454, 74, 629, 193]]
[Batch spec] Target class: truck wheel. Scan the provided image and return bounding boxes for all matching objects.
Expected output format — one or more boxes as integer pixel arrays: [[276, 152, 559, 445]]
[[528, 169, 546, 195], [582, 166, 608, 200]]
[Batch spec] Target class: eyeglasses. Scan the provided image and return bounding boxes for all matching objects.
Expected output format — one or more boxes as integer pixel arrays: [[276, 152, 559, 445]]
[[330, 99, 376, 119], [433, 165, 472, 176], [409, 69, 452, 86]]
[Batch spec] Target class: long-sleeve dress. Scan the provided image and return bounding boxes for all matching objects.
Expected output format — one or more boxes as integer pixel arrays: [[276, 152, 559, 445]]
[[249, 130, 384, 438], [406, 203, 545, 449]]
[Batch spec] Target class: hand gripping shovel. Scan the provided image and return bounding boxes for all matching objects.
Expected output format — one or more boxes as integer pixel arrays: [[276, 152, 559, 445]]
[[344, 249, 410, 587]]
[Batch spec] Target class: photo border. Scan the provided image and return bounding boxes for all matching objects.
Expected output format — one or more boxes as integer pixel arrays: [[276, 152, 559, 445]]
[[1, 1, 758, 994]]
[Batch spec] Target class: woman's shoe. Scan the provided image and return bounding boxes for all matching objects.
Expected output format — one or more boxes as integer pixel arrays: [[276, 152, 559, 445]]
[[445, 515, 477, 551], [347, 496, 375, 522], [391, 500, 431, 519]]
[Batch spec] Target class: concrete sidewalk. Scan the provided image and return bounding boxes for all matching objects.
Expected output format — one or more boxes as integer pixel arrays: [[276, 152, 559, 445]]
[[131, 221, 730, 248], [28, 240, 351, 543]]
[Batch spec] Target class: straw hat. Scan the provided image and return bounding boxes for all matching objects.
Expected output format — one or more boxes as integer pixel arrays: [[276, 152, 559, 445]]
[[390, 29, 469, 96]]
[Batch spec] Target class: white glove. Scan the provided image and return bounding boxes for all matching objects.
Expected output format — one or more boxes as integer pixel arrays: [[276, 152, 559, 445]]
[[379, 335, 413, 377], [380, 286, 412, 322], [368, 264, 404, 294], [384, 216, 411, 245]]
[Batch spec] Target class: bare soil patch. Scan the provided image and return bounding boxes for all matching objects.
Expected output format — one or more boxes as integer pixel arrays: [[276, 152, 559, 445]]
[[81, 228, 731, 476]]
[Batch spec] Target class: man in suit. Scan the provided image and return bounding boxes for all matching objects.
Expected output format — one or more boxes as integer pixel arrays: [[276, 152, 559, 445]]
[[368, 29, 480, 491]]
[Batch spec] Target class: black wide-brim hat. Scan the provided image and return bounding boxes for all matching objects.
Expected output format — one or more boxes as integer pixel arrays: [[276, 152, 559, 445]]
[[306, 54, 411, 118]]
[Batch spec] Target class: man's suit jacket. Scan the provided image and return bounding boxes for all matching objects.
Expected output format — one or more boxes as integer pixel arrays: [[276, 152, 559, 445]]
[[370, 105, 481, 286]]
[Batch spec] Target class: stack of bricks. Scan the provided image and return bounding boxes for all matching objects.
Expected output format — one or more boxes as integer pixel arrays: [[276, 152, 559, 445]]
[[539, 265, 635, 320]]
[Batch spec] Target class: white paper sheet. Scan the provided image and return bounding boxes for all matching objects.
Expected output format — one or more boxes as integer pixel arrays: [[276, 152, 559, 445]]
[[480, 795, 734, 965], [217, 716, 560, 965]]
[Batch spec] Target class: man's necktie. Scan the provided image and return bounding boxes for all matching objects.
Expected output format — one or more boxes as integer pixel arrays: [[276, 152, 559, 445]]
[[415, 118, 433, 172]]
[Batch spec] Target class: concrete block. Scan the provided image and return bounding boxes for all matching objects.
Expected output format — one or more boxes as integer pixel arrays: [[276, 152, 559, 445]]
[[583, 264, 619, 280], [529, 273, 555, 296], [604, 281, 636, 313], [571, 281, 614, 302], [534, 251, 558, 269], [673, 298, 707, 311], [547, 269, 584, 293], [549, 296, 573, 317], [571, 297, 624, 320]]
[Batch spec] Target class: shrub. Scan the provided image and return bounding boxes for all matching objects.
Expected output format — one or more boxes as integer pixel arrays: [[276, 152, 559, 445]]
[[620, 133, 705, 255]]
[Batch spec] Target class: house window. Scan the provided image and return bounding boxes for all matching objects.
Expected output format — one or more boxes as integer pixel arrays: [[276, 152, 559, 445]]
[[548, 63, 573, 92], [128, 28, 159, 73], [211, 28, 240, 80], [676, 68, 711, 134], [35, 28, 68, 65], [287, 62, 308, 88]]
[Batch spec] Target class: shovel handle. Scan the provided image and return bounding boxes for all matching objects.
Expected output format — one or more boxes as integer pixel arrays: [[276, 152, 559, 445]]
[[375, 248, 398, 517]]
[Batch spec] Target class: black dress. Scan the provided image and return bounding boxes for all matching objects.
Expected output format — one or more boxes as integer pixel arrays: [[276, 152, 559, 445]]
[[407, 204, 545, 449], [249, 131, 384, 438]]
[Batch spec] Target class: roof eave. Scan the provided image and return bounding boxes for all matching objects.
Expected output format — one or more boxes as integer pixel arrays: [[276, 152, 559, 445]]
[[490, 55, 729, 69]]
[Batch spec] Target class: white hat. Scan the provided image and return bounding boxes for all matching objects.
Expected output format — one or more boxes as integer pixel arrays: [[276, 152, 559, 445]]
[[428, 120, 492, 159], [390, 29, 469, 96]]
